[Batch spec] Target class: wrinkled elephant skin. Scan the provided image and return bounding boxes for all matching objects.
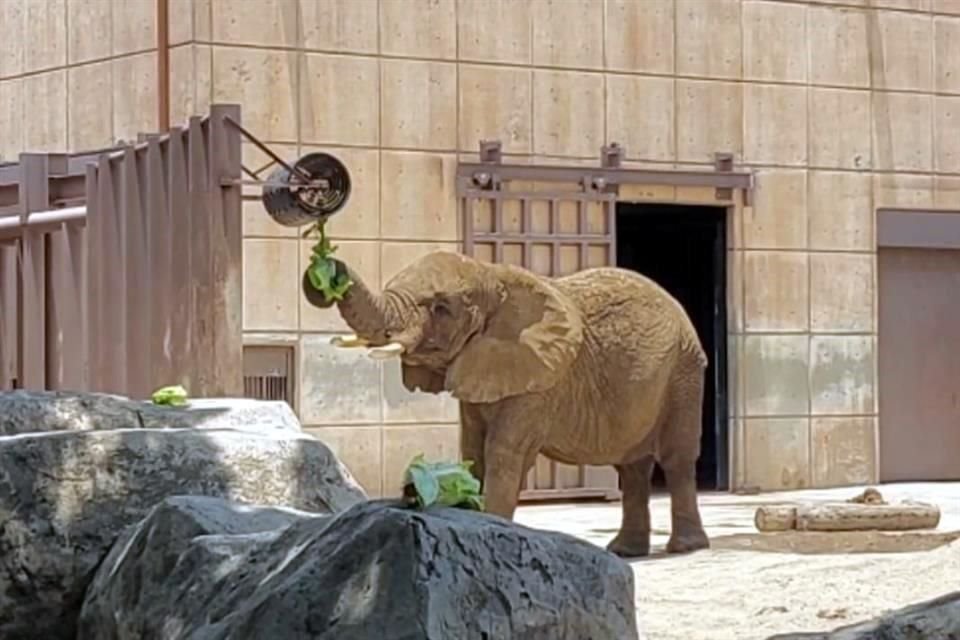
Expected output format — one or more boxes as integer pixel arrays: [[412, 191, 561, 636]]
[[319, 250, 710, 558]]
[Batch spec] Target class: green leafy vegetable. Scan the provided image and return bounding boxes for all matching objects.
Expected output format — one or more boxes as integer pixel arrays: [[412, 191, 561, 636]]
[[303, 221, 353, 302], [151, 384, 189, 406], [402, 454, 485, 512]]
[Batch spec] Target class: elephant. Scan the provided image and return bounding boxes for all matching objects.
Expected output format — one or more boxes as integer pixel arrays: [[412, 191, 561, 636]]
[[306, 249, 710, 557]]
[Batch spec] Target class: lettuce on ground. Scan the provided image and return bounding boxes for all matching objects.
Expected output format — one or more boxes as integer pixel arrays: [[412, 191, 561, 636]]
[[151, 385, 189, 406], [403, 454, 485, 511]]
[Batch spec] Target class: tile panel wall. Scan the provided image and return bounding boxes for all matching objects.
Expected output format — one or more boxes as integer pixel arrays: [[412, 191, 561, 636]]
[[11, 0, 960, 494]]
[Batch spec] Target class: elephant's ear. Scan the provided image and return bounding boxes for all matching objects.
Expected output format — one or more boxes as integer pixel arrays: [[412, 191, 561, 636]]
[[401, 363, 446, 394], [444, 269, 583, 404]]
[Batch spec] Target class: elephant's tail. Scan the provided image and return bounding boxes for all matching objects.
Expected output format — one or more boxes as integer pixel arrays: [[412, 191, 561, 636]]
[[694, 345, 708, 369], [680, 330, 709, 370]]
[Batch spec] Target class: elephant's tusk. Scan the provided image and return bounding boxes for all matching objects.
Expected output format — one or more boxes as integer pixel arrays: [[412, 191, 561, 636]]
[[367, 342, 405, 360], [330, 334, 369, 348]]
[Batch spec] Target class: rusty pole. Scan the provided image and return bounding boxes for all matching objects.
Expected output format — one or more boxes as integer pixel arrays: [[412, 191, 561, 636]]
[[156, 0, 170, 131]]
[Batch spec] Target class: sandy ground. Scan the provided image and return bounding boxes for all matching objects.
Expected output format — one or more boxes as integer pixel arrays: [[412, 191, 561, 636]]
[[515, 482, 960, 640]]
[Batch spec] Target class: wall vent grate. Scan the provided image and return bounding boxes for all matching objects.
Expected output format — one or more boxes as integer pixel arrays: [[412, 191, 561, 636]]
[[242, 345, 296, 410]]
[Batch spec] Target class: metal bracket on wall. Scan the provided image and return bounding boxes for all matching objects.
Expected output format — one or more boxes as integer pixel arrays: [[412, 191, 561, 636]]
[[713, 152, 736, 203], [458, 140, 755, 206], [218, 117, 332, 196]]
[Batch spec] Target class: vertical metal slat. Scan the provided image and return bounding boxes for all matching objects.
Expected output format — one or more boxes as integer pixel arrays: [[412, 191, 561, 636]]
[[167, 127, 192, 391], [121, 146, 150, 398], [18, 155, 49, 390], [188, 116, 212, 395], [208, 104, 244, 397]]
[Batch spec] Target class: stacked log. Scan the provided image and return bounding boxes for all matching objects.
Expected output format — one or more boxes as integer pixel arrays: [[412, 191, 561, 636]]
[[754, 488, 941, 533]]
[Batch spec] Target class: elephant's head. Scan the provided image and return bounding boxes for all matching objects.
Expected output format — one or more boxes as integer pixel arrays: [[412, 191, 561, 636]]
[[305, 251, 584, 404]]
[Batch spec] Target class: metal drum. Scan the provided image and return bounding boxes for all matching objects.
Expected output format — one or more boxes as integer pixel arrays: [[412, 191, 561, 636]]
[[260, 152, 352, 227]]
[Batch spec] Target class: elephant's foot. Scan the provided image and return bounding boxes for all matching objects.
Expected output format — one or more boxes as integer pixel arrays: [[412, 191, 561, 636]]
[[665, 528, 710, 554], [606, 531, 651, 558]]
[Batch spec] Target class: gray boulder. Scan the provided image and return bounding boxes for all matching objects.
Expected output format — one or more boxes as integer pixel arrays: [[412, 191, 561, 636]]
[[0, 427, 366, 640], [79, 497, 640, 640], [0, 390, 302, 435], [767, 591, 960, 639], [78, 495, 330, 640]]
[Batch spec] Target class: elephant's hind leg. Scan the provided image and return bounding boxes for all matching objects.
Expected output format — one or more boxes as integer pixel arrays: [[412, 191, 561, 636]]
[[662, 462, 709, 553], [607, 456, 655, 558], [661, 376, 710, 554]]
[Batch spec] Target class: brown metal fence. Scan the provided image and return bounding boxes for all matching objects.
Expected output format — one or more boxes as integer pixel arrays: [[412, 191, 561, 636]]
[[0, 104, 244, 399]]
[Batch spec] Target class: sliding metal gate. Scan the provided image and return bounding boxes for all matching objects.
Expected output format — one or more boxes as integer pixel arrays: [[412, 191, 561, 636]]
[[458, 143, 622, 501]]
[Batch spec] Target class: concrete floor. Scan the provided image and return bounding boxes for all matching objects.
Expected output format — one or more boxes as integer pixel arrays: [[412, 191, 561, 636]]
[[515, 482, 960, 640]]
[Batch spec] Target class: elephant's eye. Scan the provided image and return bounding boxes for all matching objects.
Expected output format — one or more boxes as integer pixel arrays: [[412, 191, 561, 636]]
[[432, 300, 451, 317]]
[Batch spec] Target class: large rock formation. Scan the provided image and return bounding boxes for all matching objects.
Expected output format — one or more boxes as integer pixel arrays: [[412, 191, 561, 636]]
[[0, 391, 366, 640], [78, 496, 641, 640], [0, 389, 302, 435], [767, 590, 960, 640]]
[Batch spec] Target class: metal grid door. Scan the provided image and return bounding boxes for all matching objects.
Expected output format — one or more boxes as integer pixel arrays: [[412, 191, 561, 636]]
[[458, 143, 621, 502]]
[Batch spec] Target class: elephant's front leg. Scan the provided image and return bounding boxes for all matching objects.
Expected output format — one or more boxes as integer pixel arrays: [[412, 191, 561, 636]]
[[464, 399, 544, 520], [459, 404, 486, 486], [479, 408, 543, 520], [481, 439, 534, 520]]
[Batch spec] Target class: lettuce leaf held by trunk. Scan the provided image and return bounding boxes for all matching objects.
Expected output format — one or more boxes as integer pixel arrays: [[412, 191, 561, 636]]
[[402, 454, 485, 511], [303, 221, 353, 302]]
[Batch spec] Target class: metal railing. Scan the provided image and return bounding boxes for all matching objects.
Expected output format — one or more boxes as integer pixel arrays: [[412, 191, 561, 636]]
[[0, 104, 245, 399]]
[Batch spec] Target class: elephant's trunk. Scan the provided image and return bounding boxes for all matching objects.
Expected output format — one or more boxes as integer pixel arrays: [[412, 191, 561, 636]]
[[303, 261, 426, 359], [303, 263, 425, 359], [336, 271, 394, 341], [302, 262, 393, 340], [360, 292, 426, 359]]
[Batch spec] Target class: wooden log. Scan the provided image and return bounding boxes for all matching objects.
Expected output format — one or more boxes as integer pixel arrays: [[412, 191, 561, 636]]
[[755, 501, 941, 533], [754, 505, 798, 532]]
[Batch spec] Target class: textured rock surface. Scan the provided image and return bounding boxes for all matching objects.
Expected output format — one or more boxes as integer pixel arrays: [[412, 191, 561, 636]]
[[0, 427, 366, 640], [78, 495, 328, 640], [79, 498, 640, 640], [766, 590, 960, 640], [0, 390, 302, 436]]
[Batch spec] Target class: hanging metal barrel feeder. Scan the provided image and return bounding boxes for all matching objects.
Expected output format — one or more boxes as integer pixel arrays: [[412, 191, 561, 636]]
[[260, 151, 352, 227]]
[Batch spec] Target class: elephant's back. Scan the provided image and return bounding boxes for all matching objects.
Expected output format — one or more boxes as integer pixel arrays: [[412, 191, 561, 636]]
[[555, 267, 706, 376], [555, 266, 691, 328], [556, 266, 677, 304]]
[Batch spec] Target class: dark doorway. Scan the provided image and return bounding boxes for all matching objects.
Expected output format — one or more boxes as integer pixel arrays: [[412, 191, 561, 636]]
[[616, 203, 729, 490]]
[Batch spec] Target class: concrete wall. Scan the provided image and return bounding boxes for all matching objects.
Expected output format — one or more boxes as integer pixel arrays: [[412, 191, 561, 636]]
[[6, 0, 960, 497], [0, 0, 159, 157]]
